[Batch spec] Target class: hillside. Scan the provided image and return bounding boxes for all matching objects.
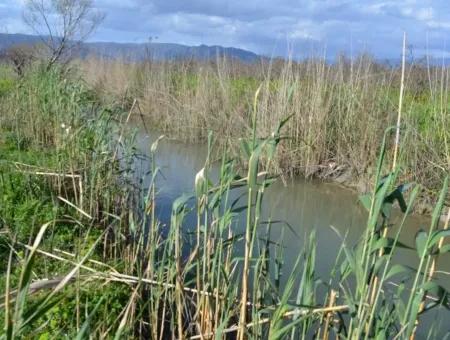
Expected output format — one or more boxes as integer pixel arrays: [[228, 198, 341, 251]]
[[0, 33, 261, 62]]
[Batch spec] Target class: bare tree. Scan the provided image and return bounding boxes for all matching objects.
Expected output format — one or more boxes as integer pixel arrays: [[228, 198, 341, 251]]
[[23, 0, 104, 69], [1, 44, 37, 76]]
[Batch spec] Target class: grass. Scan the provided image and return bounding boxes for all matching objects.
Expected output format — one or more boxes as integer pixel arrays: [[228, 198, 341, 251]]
[[80, 54, 450, 208], [0, 60, 449, 339]]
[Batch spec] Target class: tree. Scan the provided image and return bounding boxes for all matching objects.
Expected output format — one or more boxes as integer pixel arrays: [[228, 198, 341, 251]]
[[1, 44, 37, 76], [23, 0, 104, 69]]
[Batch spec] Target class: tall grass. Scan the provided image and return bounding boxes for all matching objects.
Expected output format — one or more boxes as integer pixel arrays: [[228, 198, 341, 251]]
[[80, 54, 450, 205], [0, 62, 449, 339]]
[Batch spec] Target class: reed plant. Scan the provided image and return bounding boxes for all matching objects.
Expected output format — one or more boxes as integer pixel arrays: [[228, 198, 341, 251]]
[[80, 54, 450, 206], [0, 60, 449, 339]]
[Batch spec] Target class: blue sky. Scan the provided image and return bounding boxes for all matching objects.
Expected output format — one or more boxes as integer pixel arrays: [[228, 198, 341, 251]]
[[1, 0, 450, 58]]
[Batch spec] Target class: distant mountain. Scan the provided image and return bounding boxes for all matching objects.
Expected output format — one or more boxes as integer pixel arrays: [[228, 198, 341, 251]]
[[0, 33, 43, 49], [0, 33, 262, 62]]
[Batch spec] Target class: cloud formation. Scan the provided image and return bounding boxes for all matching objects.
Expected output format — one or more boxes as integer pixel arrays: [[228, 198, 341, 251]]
[[1, 0, 450, 58]]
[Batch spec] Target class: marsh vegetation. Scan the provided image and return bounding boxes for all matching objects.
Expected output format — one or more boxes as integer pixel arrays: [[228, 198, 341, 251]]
[[0, 44, 450, 339], [81, 54, 450, 205]]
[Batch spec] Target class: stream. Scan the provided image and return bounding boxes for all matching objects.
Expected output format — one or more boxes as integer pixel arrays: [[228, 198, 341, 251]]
[[133, 128, 450, 337]]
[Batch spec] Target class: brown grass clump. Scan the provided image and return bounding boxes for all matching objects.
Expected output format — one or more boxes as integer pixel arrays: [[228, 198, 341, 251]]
[[80, 54, 450, 202]]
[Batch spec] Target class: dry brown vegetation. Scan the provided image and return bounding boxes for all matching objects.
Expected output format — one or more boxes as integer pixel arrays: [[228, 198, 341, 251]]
[[80, 55, 449, 206]]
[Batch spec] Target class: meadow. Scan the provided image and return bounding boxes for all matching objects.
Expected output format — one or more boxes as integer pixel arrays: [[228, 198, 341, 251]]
[[0, 55, 449, 339]]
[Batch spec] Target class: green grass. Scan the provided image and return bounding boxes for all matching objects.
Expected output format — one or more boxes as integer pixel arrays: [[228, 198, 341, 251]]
[[0, 65, 136, 337], [0, 65, 15, 96]]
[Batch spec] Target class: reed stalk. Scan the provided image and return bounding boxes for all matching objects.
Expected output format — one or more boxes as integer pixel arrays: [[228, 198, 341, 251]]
[[2, 53, 450, 339]]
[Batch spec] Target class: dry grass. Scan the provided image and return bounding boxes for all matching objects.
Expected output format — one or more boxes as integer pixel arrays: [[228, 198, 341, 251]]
[[79, 55, 450, 205]]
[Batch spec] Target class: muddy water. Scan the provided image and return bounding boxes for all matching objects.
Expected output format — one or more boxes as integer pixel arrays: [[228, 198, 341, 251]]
[[134, 130, 450, 337]]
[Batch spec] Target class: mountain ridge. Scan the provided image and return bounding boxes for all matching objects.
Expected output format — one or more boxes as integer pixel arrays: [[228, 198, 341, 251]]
[[0, 33, 262, 62]]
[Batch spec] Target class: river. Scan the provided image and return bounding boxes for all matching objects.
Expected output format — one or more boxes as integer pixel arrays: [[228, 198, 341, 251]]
[[133, 128, 450, 337]]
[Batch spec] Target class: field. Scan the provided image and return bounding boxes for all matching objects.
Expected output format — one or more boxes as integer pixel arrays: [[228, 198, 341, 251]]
[[0, 57, 449, 339]]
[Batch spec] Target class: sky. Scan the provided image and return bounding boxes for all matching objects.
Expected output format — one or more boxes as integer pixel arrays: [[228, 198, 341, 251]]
[[1, 0, 450, 59]]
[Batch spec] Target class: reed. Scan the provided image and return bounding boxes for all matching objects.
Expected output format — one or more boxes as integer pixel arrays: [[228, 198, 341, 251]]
[[79, 54, 450, 205], [0, 60, 449, 339]]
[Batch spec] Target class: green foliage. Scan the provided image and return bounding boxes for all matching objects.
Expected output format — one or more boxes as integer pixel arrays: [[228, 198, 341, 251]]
[[170, 72, 199, 95], [32, 283, 130, 338], [0, 64, 137, 338], [0, 78, 14, 97], [0, 65, 15, 97], [230, 76, 259, 105]]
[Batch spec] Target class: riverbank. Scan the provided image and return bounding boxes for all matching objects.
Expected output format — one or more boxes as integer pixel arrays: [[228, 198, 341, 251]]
[[81, 56, 450, 210], [0, 66, 137, 336], [1, 62, 450, 338]]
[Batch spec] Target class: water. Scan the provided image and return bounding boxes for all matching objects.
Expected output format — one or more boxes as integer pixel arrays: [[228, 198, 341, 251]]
[[134, 129, 450, 337]]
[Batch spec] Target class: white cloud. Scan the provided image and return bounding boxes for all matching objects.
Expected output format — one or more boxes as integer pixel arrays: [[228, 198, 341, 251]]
[[1, 0, 450, 58], [428, 21, 450, 30], [401, 7, 433, 22]]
